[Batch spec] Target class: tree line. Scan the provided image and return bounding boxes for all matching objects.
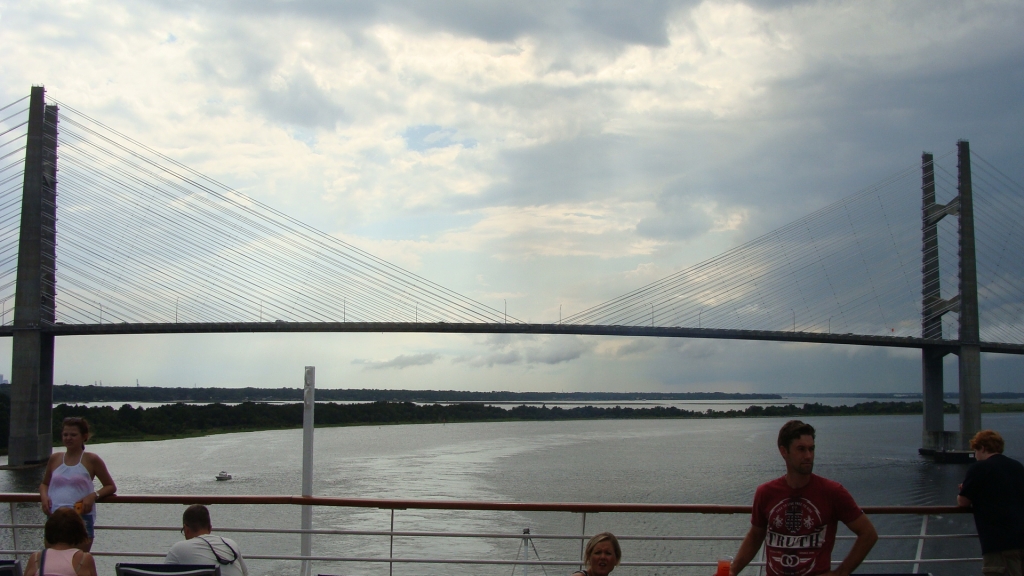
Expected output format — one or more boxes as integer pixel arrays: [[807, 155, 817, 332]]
[[29, 397, 958, 446], [0, 384, 781, 404], [0, 393, 972, 450]]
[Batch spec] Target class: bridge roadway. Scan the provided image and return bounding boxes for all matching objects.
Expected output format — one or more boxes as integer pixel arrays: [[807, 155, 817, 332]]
[[2, 322, 1022, 355]]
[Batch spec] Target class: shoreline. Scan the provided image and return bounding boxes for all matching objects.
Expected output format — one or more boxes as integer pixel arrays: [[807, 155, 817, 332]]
[[0, 400, 1017, 455]]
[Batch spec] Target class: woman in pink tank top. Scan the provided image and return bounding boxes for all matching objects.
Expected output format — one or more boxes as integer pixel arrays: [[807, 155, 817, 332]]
[[24, 508, 97, 576], [39, 417, 116, 553]]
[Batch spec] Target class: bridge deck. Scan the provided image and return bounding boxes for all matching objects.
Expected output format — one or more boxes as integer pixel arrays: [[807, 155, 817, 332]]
[[2, 322, 1020, 354]]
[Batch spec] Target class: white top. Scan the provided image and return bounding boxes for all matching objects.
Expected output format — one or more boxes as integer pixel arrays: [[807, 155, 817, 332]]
[[48, 452, 95, 518], [165, 534, 248, 576]]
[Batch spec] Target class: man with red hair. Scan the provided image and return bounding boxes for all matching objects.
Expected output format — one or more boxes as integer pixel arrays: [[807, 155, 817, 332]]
[[958, 430, 1024, 576]]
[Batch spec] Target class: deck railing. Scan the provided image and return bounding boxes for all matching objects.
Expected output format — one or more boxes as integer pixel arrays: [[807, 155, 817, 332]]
[[0, 494, 979, 574]]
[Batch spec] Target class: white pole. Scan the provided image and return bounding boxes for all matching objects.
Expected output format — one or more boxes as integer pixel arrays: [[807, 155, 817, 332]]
[[301, 366, 315, 576]]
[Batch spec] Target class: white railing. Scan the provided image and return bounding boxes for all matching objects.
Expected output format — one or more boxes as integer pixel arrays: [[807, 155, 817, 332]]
[[0, 494, 980, 574]]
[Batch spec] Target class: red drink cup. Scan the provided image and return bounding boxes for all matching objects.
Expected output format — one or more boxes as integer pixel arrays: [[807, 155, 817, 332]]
[[715, 557, 731, 576]]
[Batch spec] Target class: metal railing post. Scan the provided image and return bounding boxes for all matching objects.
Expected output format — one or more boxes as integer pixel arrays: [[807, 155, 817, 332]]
[[390, 508, 395, 576], [913, 514, 928, 573], [8, 502, 17, 555], [522, 528, 529, 576], [578, 512, 587, 569]]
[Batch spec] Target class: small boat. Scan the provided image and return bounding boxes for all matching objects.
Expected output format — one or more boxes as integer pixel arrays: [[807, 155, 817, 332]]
[[215, 471, 232, 481]]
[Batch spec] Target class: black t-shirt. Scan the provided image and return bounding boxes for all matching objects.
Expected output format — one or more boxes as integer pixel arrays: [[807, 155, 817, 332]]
[[959, 453, 1024, 553]]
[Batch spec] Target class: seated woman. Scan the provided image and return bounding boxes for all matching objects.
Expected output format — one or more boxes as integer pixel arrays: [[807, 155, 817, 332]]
[[572, 532, 621, 576], [24, 508, 97, 576]]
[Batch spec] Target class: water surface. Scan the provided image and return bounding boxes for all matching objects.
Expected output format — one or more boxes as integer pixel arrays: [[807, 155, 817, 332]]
[[4, 412, 1020, 575]]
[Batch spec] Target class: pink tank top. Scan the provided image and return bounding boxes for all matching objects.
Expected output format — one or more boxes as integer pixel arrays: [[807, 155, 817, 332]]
[[41, 547, 80, 576]]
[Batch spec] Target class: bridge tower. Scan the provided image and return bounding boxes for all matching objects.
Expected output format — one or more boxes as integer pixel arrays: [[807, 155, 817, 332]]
[[920, 140, 981, 454], [7, 86, 59, 466]]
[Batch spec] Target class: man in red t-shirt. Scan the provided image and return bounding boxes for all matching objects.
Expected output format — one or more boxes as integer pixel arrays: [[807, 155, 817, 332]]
[[730, 420, 878, 576]]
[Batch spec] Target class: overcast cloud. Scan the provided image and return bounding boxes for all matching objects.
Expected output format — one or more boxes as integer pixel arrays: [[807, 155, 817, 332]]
[[1, 0, 1022, 394], [354, 353, 440, 371]]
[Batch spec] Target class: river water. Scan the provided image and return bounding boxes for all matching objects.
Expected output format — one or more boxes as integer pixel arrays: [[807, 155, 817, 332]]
[[3, 412, 1022, 576]]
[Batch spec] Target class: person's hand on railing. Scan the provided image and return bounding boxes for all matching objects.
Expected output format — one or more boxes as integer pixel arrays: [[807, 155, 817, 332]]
[[76, 491, 98, 515]]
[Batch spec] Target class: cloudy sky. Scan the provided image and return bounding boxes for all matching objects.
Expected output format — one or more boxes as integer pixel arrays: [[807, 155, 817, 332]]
[[1, 0, 1023, 394]]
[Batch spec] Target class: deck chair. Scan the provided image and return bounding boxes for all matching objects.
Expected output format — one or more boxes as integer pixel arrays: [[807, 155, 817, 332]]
[[0, 560, 22, 576], [114, 564, 220, 576]]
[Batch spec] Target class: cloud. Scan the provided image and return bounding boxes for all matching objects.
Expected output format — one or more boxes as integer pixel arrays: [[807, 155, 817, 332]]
[[256, 69, 348, 129], [596, 338, 659, 358], [455, 334, 593, 367], [156, 0, 687, 49], [403, 125, 476, 151], [3, 0, 1024, 395], [457, 350, 523, 368], [676, 340, 724, 360], [481, 134, 652, 206], [635, 191, 748, 241], [525, 337, 591, 364], [353, 353, 440, 370]]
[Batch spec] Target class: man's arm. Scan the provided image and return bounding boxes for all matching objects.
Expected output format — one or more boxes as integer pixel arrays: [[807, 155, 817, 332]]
[[825, 514, 878, 576], [730, 525, 767, 576], [957, 482, 972, 507], [164, 542, 181, 564]]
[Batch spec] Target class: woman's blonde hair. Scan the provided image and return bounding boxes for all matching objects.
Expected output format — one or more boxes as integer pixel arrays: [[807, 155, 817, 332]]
[[584, 532, 621, 568]]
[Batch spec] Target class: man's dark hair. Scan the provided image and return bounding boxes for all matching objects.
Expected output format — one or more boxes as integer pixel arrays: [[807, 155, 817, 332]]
[[45, 507, 89, 546], [778, 420, 816, 450], [182, 504, 213, 532]]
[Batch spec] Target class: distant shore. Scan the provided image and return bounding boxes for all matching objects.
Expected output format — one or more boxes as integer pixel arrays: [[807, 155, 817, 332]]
[[0, 398, 1018, 453], [2, 388, 1022, 454], [0, 383, 783, 404]]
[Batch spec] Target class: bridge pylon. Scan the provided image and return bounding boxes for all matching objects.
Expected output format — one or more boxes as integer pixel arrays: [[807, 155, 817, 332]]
[[7, 86, 58, 466], [919, 141, 982, 455]]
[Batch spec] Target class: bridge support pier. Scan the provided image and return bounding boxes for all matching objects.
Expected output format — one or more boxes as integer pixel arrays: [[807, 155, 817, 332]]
[[8, 87, 58, 466], [919, 142, 982, 456], [921, 347, 950, 450], [955, 140, 981, 451], [920, 152, 956, 452]]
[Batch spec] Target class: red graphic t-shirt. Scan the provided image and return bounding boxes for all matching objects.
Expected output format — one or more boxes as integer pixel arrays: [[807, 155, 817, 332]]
[[751, 474, 863, 576]]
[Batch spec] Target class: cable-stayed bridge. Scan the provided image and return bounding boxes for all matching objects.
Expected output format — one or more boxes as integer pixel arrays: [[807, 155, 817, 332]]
[[2, 86, 1023, 464]]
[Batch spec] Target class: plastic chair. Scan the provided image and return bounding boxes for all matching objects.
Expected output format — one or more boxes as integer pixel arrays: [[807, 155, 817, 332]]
[[0, 559, 22, 576], [114, 564, 221, 576]]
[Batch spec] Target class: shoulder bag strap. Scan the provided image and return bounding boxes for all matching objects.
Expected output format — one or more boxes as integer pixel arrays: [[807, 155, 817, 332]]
[[199, 535, 239, 565], [74, 550, 89, 572]]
